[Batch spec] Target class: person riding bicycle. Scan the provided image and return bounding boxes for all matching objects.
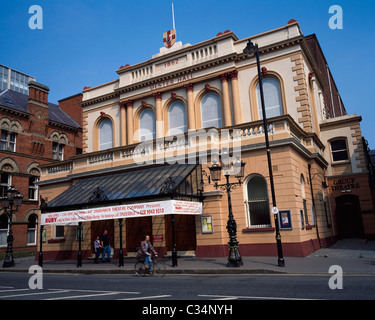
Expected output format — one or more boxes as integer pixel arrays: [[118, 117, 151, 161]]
[[136, 235, 157, 274]]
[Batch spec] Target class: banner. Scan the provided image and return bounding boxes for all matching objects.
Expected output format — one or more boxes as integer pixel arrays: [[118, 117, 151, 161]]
[[41, 200, 202, 226]]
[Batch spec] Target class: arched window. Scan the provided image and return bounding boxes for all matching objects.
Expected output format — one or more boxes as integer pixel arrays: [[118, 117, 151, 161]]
[[256, 78, 283, 119], [330, 139, 349, 162], [139, 109, 156, 141], [99, 119, 113, 150], [168, 101, 187, 135], [0, 214, 8, 247], [201, 93, 222, 129], [27, 214, 37, 245], [246, 175, 271, 228]]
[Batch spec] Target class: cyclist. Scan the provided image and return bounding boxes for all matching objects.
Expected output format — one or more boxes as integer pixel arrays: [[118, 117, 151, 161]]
[[136, 235, 157, 274]]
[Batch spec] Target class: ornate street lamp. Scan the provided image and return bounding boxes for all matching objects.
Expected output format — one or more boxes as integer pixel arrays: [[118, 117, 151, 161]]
[[208, 158, 246, 267], [243, 40, 285, 267], [1, 187, 23, 268]]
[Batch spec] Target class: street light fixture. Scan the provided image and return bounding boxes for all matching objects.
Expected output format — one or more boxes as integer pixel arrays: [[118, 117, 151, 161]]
[[208, 157, 246, 267], [243, 40, 285, 267], [1, 186, 23, 268]]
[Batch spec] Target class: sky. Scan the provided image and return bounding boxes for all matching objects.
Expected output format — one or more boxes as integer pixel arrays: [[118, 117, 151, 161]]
[[1, 0, 374, 148]]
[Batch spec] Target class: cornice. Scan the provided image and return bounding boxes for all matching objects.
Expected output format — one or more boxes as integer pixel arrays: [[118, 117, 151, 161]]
[[115, 52, 239, 96], [0, 105, 30, 119], [116, 32, 239, 74], [80, 35, 306, 108]]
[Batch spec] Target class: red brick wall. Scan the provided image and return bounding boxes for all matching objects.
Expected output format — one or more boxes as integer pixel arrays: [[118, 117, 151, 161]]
[[0, 89, 82, 253]]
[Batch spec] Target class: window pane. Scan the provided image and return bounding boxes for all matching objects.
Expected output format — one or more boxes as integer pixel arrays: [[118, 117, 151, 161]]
[[168, 101, 187, 135], [0, 231, 7, 246], [201, 93, 222, 128], [139, 109, 155, 141], [332, 150, 349, 161], [257, 78, 283, 119], [27, 230, 36, 244], [99, 119, 113, 150], [331, 140, 346, 151], [55, 226, 64, 238]]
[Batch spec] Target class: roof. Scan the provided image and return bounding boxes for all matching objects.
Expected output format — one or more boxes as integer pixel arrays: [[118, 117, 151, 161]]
[[45, 164, 200, 211], [0, 89, 80, 129]]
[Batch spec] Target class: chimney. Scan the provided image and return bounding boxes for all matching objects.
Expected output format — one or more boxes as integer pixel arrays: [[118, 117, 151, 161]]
[[28, 81, 49, 107]]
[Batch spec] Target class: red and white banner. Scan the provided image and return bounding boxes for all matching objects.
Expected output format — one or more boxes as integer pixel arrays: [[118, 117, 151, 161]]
[[41, 200, 202, 225]]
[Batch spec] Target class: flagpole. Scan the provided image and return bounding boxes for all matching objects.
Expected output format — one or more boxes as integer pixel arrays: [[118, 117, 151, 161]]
[[171, 1, 175, 30]]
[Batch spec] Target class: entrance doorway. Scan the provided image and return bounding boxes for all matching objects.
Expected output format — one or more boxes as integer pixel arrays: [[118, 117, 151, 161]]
[[335, 195, 364, 239], [165, 215, 196, 251], [126, 217, 152, 252], [91, 220, 115, 249]]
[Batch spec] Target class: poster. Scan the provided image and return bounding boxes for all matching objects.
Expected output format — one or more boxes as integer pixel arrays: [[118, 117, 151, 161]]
[[279, 210, 292, 230], [201, 215, 213, 234]]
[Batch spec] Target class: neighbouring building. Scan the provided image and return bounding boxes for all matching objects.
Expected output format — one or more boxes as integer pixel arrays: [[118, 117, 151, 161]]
[[0, 79, 82, 256], [37, 20, 375, 261], [0, 64, 36, 95]]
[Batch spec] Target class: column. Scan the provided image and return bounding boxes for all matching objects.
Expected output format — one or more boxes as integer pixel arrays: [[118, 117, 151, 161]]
[[126, 100, 134, 145], [229, 70, 242, 125], [220, 74, 232, 127], [119, 102, 127, 146], [184, 83, 195, 130], [153, 92, 163, 138]]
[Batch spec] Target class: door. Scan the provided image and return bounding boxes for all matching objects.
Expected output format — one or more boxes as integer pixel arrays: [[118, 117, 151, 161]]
[[165, 215, 196, 251], [126, 217, 152, 252], [91, 220, 115, 249], [335, 195, 364, 239]]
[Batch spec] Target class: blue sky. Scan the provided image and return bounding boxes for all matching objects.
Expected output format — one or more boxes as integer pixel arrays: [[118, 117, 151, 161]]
[[1, 0, 374, 147]]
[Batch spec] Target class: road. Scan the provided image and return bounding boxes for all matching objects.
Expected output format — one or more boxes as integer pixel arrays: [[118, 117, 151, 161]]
[[1, 272, 375, 301]]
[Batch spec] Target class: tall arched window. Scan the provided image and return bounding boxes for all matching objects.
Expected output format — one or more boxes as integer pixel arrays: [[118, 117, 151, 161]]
[[246, 175, 271, 228], [256, 78, 283, 119], [99, 118, 113, 150], [139, 109, 156, 141], [168, 101, 187, 135], [201, 93, 222, 128]]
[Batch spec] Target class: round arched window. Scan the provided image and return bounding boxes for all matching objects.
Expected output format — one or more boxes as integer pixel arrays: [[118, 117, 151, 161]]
[[256, 78, 283, 119], [168, 101, 187, 135], [246, 175, 271, 228], [201, 93, 222, 128], [99, 119, 113, 150], [139, 109, 156, 141]]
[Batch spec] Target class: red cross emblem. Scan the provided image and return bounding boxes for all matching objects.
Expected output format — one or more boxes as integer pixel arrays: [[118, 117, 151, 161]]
[[163, 29, 176, 48]]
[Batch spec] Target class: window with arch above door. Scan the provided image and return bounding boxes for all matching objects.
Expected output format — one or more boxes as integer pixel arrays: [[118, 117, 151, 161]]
[[99, 118, 113, 150], [139, 109, 156, 142], [200, 92, 222, 129], [256, 77, 283, 119], [168, 101, 187, 136]]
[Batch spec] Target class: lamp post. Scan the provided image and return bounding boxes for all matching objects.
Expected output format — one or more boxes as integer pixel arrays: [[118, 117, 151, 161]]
[[1, 187, 23, 268], [243, 40, 285, 267], [208, 158, 246, 267]]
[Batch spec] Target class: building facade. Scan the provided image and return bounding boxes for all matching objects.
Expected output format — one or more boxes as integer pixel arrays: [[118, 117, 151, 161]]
[[37, 20, 375, 261], [0, 64, 36, 95], [0, 80, 82, 256]]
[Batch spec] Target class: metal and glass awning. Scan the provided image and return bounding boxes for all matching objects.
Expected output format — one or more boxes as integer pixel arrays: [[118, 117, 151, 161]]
[[41, 164, 203, 224]]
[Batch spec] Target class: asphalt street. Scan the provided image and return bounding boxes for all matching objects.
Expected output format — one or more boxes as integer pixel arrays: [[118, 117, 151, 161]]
[[1, 271, 374, 301]]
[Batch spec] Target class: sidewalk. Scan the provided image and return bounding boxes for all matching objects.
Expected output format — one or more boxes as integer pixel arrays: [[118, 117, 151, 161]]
[[2, 239, 374, 275]]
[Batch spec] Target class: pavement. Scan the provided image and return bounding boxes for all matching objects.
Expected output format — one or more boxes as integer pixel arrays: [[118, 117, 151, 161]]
[[1, 238, 375, 275]]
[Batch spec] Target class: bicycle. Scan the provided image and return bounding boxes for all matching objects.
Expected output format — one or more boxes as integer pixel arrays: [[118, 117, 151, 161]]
[[134, 254, 166, 278]]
